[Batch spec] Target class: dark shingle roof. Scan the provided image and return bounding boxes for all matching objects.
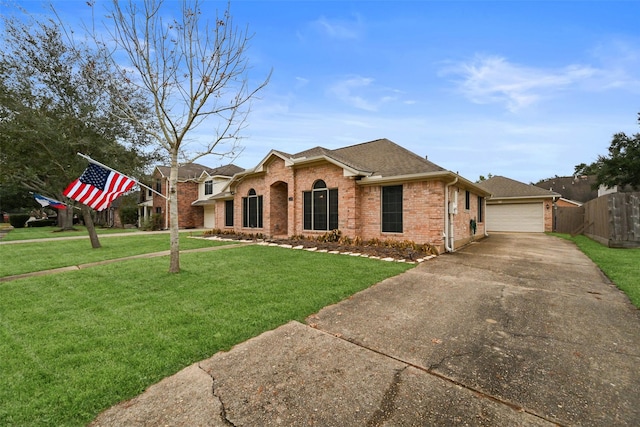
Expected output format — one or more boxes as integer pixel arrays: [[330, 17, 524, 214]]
[[157, 163, 243, 180], [535, 176, 598, 203], [477, 176, 560, 198], [292, 138, 446, 177]]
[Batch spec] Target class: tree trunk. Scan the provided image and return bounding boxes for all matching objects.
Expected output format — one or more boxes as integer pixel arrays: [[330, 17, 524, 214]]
[[59, 206, 75, 230], [168, 151, 180, 273], [81, 205, 102, 249]]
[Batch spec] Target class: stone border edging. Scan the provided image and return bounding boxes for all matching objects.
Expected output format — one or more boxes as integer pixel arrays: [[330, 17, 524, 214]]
[[203, 236, 437, 264]]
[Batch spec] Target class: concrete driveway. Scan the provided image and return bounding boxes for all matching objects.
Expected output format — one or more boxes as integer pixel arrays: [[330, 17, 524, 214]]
[[91, 233, 640, 426]]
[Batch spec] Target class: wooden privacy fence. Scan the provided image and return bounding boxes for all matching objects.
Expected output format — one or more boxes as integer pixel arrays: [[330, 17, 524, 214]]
[[580, 192, 640, 248], [554, 206, 584, 234]]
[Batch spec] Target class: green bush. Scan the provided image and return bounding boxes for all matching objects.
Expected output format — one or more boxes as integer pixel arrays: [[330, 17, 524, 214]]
[[8, 214, 30, 228], [119, 206, 139, 225], [141, 213, 163, 231]]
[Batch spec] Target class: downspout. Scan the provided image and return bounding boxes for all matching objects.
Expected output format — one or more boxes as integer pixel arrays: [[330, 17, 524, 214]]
[[484, 196, 489, 237], [444, 177, 458, 252], [165, 177, 170, 230]]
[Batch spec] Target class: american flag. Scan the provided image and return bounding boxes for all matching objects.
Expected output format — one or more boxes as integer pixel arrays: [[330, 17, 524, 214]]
[[63, 163, 136, 211]]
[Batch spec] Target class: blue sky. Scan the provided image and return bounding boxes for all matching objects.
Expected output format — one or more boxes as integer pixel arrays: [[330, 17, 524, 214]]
[[9, 1, 640, 184]]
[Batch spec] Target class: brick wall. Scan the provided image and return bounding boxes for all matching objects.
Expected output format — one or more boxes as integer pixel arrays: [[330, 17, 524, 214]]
[[449, 185, 486, 249], [543, 200, 553, 232], [292, 162, 358, 238], [358, 180, 446, 247], [151, 170, 204, 229], [231, 157, 296, 235], [219, 156, 487, 252]]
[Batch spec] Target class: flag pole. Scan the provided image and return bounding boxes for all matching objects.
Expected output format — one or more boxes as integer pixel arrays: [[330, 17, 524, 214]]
[[76, 153, 168, 200]]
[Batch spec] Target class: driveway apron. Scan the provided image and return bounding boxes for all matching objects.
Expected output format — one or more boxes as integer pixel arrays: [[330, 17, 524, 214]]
[[91, 233, 640, 426]]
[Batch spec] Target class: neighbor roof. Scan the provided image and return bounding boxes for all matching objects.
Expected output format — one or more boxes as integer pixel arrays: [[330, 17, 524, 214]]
[[477, 176, 560, 199], [535, 175, 598, 203], [156, 163, 243, 181]]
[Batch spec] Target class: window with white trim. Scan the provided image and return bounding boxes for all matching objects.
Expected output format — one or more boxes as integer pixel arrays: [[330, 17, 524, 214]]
[[242, 189, 263, 228], [204, 180, 213, 195], [303, 180, 338, 230]]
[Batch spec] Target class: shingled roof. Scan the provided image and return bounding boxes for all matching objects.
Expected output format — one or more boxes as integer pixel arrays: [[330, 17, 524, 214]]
[[477, 176, 560, 199], [535, 176, 598, 203], [291, 138, 446, 177], [156, 163, 243, 181]]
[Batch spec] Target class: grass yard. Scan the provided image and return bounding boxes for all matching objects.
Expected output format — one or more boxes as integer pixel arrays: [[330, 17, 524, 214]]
[[0, 232, 230, 277], [0, 225, 141, 241], [0, 239, 413, 426], [552, 234, 640, 308]]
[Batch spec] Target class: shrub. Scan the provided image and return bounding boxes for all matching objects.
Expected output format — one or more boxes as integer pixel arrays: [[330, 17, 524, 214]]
[[119, 206, 138, 226], [8, 214, 30, 228], [141, 213, 163, 231], [317, 229, 341, 243]]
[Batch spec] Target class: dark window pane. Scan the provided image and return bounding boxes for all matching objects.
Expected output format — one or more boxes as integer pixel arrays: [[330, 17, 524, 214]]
[[303, 191, 312, 230], [248, 196, 258, 227], [382, 185, 403, 233], [225, 200, 234, 226], [242, 197, 248, 227], [329, 188, 338, 230], [313, 189, 328, 230], [313, 180, 327, 189]]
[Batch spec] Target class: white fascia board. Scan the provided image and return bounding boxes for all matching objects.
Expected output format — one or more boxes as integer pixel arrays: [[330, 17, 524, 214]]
[[290, 155, 370, 177], [486, 195, 554, 203], [357, 171, 449, 185]]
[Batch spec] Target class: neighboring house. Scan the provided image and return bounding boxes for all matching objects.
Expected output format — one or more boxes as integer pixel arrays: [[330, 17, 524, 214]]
[[139, 163, 243, 229], [535, 175, 598, 203], [477, 176, 560, 232], [555, 198, 583, 208], [210, 138, 490, 253]]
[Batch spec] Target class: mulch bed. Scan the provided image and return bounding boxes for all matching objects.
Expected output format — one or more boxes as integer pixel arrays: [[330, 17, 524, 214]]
[[204, 233, 438, 262]]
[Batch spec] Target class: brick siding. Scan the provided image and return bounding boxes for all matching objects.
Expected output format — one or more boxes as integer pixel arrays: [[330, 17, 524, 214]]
[[216, 157, 486, 253], [152, 170, 204, 229]]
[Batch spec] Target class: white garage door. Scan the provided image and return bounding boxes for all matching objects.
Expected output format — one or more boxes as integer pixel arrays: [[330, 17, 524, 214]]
[[203, 205, 216, 229], [486, 203, 543, 232]]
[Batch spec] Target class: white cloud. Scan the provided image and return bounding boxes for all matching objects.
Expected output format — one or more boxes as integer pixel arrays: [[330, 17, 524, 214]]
[[312, 15, 363, 40], [328, 76, 401, 111], [441, 55, 597, 112]]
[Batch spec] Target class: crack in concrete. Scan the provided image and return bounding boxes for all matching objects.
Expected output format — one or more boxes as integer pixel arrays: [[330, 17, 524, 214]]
[[320, 327, 566, 427], [365, 366, 407, 427], [428, 350, 476, 371], [199, 363, 236, 427]]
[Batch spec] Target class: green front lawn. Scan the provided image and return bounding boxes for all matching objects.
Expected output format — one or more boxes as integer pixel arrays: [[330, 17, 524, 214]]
[[0, 233, 231, 277], [552, 234, 640, 308], [0, 225, 141, 241], [0, 241, 412, 426]]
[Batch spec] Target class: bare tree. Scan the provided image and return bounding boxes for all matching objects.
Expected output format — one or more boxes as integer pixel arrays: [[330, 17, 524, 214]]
[[102, 0, 270, 272]]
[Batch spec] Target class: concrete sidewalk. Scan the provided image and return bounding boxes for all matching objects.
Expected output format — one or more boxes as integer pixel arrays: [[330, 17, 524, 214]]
[[91, 233, 640, 426]]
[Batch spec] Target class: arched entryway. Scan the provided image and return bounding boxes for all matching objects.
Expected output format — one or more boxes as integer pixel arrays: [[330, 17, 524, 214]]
[[270, 181, 289, 237]]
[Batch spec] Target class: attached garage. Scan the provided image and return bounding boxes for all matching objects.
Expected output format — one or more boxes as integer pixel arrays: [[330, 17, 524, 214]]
[[203, 205, 216, 229], [486, 202, 543, 232], [476, 176, 559, 233]]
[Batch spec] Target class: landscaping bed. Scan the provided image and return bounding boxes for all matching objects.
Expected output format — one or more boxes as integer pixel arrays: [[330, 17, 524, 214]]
[[204, 229, 439, 262]]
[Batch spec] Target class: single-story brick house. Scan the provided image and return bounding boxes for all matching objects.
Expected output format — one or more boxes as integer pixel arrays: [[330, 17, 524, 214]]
[[211, 138, 490, 253], [139, 163, 243, 229], [476, 176, 560, 232]]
